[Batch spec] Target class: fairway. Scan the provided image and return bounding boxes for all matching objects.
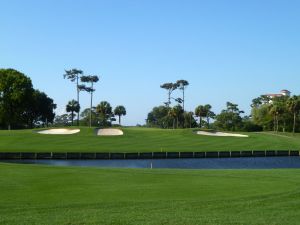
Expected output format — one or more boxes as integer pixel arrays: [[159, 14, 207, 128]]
[[1, 163, 300, 225], [0, 127, 300, 152]]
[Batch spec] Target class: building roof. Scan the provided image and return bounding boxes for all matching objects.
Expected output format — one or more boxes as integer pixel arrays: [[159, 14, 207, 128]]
[[265, 94, 283, 97], [281, 89, 291, 93], [264, 90, 291, 98]]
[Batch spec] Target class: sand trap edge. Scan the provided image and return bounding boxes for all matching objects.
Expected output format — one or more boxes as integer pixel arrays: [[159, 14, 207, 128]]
[[96, 128, 124, 136], [37, 128, 81, 135], [196, 131, 249, 137]]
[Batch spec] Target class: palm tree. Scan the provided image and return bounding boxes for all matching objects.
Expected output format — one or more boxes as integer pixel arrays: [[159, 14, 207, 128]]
[[114, 106, 127, 125], [80, 75, 100, 127], [287, 96, 300, 133], [63, 68, 83, 126], [173, 105, 183, 128], [269, 104, 278, 132], [80, 107, 97, 126], [271, 97, 288, 132], [66, 100, 80, 126], [204, 104, 215, 128], [96, 101, 113, 127], [96, 101, 112, 114], [270, 101, 285, 132], [168, 108, 177, 129], [160, 83, 178, 107], [176, 80, 189, 112], [183, 111, 194, 128], [195, 105, 206, 128]]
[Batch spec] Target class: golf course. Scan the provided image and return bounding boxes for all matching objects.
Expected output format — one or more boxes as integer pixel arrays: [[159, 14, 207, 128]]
[[1, 128, 300, 224], [0, 127, 300, 152], [1, 163, 300, 225], [3, 1, 300, 224]]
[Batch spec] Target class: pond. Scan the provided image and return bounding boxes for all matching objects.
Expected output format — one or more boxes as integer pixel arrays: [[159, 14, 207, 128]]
[[2, 157, 300, 169]]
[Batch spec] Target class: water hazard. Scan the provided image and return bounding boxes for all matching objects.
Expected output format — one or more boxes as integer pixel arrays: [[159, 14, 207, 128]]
[[2, 157, 300, 169]]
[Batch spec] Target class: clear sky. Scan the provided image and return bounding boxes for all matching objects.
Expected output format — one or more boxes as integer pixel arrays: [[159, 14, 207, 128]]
[[1, 0, 300, 125]]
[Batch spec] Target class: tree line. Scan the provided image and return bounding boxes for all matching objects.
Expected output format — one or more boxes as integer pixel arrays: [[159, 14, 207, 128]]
[[2, 68, 299, 132], [56, 100, 127, 127], [0, 68, 126, 130], [0, 69, 56, 129], [147, 80, 196, 129], [62, 68, 126, 127], [251, 94, 300, 133], [63, 69, 99, 127], [148, 81, 300, 133]]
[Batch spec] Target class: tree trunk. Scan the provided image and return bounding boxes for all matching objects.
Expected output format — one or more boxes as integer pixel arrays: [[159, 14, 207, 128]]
[[276, 115, 279, 132], [293, 112, 296, 133], [77, 76, 80, 126], [168, 90, 171, 107], [90, 83, 93, 128], [199, 116, 202, 128], [71, 111, 74, 126], [173, 119, 175, 129], [207, 117, 210, 129], [89, 92, 92, 127], [119, 115, 121, 125], [182, 87, 185, 112]]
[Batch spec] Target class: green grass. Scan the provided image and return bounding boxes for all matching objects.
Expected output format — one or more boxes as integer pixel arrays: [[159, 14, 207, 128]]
[[1, 163, 300, 224], [0, 127, 300, 152]]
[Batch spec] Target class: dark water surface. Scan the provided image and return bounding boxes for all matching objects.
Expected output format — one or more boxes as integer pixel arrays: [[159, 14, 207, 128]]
[[2, 157, 300, 169]]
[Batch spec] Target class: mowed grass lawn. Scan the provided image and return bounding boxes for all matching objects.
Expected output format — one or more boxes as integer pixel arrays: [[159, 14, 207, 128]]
[[1, 163, 300, 225], [0, 127, 300, 152]]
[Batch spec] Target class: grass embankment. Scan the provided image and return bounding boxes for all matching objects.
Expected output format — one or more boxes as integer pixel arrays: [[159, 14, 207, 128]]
[[1, 163, 300, 224], [0, 127, 300, 152]]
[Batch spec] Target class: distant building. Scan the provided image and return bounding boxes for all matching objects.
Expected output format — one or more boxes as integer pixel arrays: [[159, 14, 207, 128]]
[[265, 90, 291, 99]]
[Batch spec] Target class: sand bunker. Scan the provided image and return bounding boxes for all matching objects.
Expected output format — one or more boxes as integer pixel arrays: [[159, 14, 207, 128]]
[[37, 128, 80, 135], [197, 131, 248, 137], [97, 128, 123, 136]]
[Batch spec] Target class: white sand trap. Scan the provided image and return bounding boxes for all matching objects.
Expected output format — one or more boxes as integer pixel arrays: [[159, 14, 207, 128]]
[[97, 128, 123, 136], [197, 131, 248, 137], [37, 128, 80, 135]]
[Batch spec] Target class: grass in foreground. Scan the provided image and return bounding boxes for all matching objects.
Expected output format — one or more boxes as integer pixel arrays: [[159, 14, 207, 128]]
[[1, 163, 300, 224], [0, 127, 300, 152]]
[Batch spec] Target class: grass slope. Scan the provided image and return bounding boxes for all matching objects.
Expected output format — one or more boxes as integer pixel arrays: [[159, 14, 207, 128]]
[[0, 127, 300, 152], [1, 163, 300, 224]]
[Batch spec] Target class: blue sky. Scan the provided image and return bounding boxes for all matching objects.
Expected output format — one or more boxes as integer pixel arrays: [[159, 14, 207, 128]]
[[1, 0, 300, 125]]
